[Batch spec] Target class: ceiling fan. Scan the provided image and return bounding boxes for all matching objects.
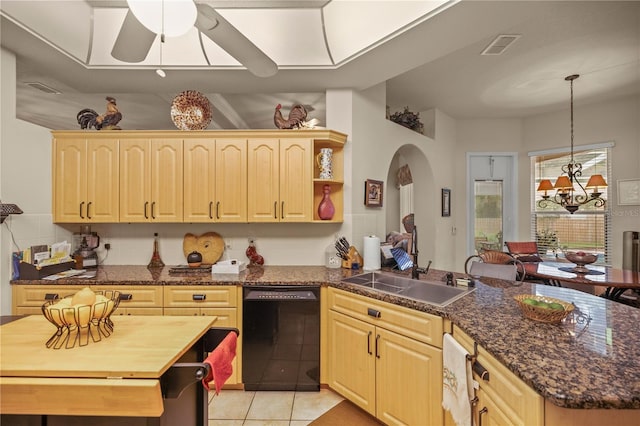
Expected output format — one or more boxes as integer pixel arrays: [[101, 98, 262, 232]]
[[110, 0, 278, 77]]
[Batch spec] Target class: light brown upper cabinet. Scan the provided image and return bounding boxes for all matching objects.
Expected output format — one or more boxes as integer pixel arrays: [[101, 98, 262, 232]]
[[52, 130, 346, 224], [183, 138, 247, 223], [53, 137, 119, 223], [215, 139, 247, 222], [248, 138, 312, 222], [183, 139, 216, 222], [119, 138, 183, 222]]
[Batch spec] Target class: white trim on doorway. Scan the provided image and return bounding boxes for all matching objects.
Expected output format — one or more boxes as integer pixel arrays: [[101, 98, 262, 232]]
[[466, 152, 518, 257]]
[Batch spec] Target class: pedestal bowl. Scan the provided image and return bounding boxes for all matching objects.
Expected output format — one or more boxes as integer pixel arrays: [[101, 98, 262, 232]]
[[564, 251, 598, 274]]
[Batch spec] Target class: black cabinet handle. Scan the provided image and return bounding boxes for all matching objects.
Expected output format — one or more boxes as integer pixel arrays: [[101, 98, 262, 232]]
[[473, 361, 490, 382], [367, 331, 373, 355], [375, 334, 381, 358], [87, 201, 92, 219], [151, 202, 156, 219], [274, 201, 278, 219], [216, 202, 220, 219], [79, 201, 85, 219], [144, 201, 149, 219], [44, 293, 59, 301], [119, 293, 133, 301], [192, 294, 206, 301], [367, 308, 381, 318], [281, 201, 285, 219], [479, 407, 488, 426], [209, 201, 213, 219]]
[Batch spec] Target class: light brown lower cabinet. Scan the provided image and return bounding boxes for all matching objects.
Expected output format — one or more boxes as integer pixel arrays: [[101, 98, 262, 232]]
[[163, 286, 240, 386], [452, 326, 640, 426], [327, 288, 443, 426]]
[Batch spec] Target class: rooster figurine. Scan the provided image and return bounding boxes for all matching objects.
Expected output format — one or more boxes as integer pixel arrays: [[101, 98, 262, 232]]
[[273, 104, 319, 129], [77, 96, 122, 130]]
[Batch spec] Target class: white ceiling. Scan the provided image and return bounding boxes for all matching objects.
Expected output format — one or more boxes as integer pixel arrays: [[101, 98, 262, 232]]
[[1, 1, 639, 131]]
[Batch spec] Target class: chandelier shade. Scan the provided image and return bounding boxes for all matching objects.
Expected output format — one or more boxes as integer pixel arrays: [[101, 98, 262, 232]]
[[536, 74, 607, 214]]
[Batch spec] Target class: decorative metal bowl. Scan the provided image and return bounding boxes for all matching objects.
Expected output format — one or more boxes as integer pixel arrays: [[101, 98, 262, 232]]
[[170, 90, 212, 130], [564, 251, 598, 274], [41, 290, 120, 349]]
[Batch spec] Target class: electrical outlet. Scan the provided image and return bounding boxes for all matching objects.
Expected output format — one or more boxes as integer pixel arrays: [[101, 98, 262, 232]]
[[104, 243, 111, 250], [225, 239, 233, 250], [248, 237, 256, 244]]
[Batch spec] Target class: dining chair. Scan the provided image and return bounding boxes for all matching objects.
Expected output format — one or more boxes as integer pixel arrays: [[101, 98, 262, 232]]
[[464, 250, 526, 284], [466, 260, 521, 282], [504, 241, 543, 262]]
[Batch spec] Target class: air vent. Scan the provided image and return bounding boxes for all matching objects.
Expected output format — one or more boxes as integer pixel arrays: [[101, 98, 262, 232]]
[[24, 81, 61, 94], [481, 34, 521, 55]]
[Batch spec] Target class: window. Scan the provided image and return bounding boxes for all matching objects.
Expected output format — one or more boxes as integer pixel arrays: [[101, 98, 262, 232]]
[[530, 144, 612, 264]]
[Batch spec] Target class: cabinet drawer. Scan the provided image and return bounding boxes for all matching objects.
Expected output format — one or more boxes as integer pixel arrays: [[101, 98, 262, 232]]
[[453, 325, 543, 425], [328, 287, 442, 347], [100, 286, 163, 309], [164, 286, 238, 308], [13, 285, 84, 307], [112, 307, 164, 316], [164, 307, 237, 326]]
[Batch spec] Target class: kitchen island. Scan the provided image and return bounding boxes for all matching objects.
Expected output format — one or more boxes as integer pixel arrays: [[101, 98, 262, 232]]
[[10, 265, 640, 420], [0, 314, 221, 425]]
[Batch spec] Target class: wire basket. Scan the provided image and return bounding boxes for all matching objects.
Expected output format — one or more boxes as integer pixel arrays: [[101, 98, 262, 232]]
[[514, 294, 574, 324], [42, 290, 120, 349]]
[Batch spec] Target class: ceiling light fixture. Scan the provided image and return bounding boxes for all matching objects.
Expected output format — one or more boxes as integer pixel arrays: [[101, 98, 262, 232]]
[[126, 0, 197, 37], [536, 74, 607, 214]]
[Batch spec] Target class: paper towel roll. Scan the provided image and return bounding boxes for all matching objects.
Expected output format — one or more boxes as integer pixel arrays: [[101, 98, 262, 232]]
[[363, 235, 381, 271]]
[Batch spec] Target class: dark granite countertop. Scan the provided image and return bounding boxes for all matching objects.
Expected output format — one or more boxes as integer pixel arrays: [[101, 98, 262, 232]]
[[12, 265, 640, 409]]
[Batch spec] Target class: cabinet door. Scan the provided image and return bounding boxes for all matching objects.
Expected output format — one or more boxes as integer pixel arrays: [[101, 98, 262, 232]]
[[86, 139, 119, 222], [376, 328, 443, 426], [184, 139, 216, 222], [215, 139, 247, 222], [53, 138, 87, 222], [280, 139, 312, 222], [119, 139, 151, 222], [477, 389, 515, 426], [247, 139, 279, 222], [150, 139, 183, 222], [327, 310, 376, 416]]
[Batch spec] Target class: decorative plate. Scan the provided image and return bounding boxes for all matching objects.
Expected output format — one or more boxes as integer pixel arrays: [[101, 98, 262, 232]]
[[170, 90, 212, 130]]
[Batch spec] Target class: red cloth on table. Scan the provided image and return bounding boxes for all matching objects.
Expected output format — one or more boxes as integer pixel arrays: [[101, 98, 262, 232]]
[[202, 331, 237, 394]]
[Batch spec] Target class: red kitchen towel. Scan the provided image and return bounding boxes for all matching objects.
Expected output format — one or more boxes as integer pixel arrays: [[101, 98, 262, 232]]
[[202, 331, 237, 394]]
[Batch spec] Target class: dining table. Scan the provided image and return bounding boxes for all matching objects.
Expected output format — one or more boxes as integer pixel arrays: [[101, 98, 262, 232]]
[[522, 261, 640, 301]]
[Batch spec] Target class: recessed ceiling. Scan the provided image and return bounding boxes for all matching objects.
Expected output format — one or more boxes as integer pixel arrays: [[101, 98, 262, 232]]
[[1, 1, 639, 130]]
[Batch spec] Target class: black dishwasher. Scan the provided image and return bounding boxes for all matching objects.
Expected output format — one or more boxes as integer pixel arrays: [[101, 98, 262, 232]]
[[242, 286, 320, 391]]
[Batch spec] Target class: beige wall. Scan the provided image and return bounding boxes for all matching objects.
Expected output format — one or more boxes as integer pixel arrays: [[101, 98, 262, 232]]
[[454, 95, 640, 270], [523, 95, 640, 268], [2, 45, 638, 315]]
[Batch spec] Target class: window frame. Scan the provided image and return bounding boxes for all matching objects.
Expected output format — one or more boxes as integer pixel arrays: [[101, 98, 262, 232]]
[[529, 143, 613, 265]]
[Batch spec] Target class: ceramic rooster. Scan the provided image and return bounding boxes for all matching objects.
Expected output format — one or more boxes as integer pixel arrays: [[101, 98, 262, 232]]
[[273, 104, 319, 129], [77, 96, 122, 130]]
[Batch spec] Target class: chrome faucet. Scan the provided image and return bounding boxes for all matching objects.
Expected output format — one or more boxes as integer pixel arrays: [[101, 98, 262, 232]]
[[410, 225, 432, 279]]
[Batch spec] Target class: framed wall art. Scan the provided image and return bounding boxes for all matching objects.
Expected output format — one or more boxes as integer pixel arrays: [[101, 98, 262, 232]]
[[441, 188, 451, 217], [617, 178, 640, 205], [364, 179, 384, 207]]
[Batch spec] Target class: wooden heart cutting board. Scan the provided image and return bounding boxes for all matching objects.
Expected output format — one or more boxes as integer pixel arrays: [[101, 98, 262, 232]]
[[182, 232, 224, 265]]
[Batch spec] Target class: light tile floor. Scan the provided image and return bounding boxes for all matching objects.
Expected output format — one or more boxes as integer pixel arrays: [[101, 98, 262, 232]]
[[208, 389, 344, 426]]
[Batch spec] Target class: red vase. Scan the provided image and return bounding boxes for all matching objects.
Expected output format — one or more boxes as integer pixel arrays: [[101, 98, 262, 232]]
[[318, 184, 335, 220]]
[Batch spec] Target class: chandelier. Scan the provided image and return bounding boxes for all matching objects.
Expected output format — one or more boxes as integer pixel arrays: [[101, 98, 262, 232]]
[[536, 74, 607, 214]]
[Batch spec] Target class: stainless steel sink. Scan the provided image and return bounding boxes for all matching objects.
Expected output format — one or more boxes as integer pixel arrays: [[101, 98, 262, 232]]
[[341, 272, 472, 307]]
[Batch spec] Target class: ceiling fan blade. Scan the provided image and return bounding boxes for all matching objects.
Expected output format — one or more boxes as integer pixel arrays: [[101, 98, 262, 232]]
[[195, 4, 277, 78], [111, 9, 156, 63]]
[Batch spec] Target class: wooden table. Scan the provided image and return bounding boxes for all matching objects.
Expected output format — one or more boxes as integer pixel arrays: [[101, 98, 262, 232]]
[[0, 315, 217, 425], [523, 261, 640, 300]]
